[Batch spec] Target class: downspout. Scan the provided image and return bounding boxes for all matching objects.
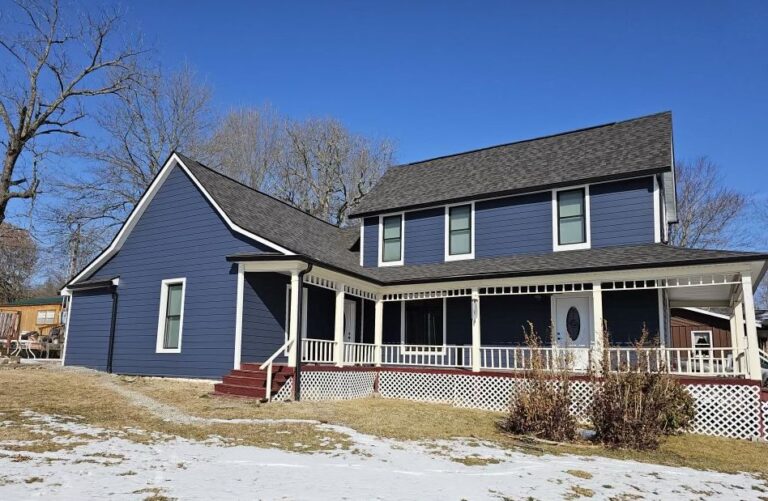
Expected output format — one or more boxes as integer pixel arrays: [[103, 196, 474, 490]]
[[293, 262, 313, 401], [106, 286, 119, 374]]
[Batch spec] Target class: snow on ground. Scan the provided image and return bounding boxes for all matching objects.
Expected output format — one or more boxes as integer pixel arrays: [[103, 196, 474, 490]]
[[0, 411, 762, 500]]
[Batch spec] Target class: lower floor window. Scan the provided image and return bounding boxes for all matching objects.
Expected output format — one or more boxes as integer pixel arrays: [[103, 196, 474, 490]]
[[156, 278, 186, 353], [691, 330, 712, 355], [402, 299, 444, 346]]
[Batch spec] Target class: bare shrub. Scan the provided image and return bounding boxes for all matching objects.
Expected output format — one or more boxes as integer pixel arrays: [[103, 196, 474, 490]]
[[590, 329, 695, 450], [498, 323, 576, 442]]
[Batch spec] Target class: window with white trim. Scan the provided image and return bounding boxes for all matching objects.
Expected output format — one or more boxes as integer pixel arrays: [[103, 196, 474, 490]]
[[36, 310, 57, 325], [156, 279, 186, 353], [447, 204, 473, 258], [381, 215, 403, 264], [691, 330, 713, 355], [557, 188, 586, 245]]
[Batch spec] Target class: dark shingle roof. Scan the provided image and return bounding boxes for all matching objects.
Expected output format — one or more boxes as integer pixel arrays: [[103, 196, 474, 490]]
[[350, 112, 673, 218], [360, 244, 767, 284], [179, 154, 362, 273], [177, 153, 765, 287]]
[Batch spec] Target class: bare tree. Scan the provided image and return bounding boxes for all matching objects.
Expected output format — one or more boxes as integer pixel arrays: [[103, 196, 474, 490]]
[[0, 223, 37, 303], [64, 64, 212, 228], [272, 117, 393, 225], [0, 0, 141, 225], [669, 157, 748, 249], [204, 106, 284, 190]]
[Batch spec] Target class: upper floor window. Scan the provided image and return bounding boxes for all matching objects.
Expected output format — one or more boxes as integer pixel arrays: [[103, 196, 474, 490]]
[[380, 214, 403, 265], [156, 278, 186, 353], [553, 187, 590, 251], [445, 203, 474, 260]]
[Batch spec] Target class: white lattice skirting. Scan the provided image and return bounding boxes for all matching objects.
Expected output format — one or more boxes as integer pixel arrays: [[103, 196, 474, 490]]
[[270, 369, 764, 440], [272, 371, 376, 402]]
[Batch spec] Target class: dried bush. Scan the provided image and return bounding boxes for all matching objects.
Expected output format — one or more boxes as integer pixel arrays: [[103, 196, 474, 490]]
[[590, 330, 695, 450], [498, 323, 576, 442]]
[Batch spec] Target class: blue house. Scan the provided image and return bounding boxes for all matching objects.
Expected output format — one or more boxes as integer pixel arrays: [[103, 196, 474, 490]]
[[62, 112, 768, 401]]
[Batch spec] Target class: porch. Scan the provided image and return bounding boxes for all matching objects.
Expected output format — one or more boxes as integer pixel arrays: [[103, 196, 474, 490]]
[[231, 257, 764, 382]]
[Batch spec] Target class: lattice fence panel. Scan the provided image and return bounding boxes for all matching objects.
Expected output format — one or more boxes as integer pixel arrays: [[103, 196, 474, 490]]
[[685, 383, 761, 440], [277, 370, 763, 441], [272, 377, 293, 401], [271, 372, 376, 401], [378, 371, 456, 404]]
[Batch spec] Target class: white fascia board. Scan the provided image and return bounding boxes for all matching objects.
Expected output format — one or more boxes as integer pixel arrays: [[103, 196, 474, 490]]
[[67, 153, 293, 286], [680, 306, 731, 320]]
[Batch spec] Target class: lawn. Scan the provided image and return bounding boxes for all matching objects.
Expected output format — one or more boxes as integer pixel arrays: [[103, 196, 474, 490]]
[[3, 364, 768, 478]]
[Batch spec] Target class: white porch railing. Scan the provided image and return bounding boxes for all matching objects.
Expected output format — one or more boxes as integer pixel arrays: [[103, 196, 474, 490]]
[[301, 338, 336, 363], [380, 344, 472, 368], [296, 339, 747, 377], [606, 347, 745, 376], [343, 342, 376, 365], [479, 346, 591, 372]]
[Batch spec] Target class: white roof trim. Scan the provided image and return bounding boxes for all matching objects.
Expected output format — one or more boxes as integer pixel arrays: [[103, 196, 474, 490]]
[[67, 153, 293, 286], [680, 307, 730, 320]]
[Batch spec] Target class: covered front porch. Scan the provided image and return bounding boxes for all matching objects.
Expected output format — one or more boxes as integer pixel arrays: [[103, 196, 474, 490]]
[[231, 256, 764, 381]]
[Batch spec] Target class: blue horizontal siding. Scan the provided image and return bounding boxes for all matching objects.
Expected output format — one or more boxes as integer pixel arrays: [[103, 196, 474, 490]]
[[475, 192, 552, 257], [241, 272, 288, 364], [602, 289, 659, 345], [64, 290, 113, 371], [69, 165, 270, 379], [405, 208, 444, 265], [363, 217, 378, 267], [591, 177, 655, 247], [480, 294, 551, 346]]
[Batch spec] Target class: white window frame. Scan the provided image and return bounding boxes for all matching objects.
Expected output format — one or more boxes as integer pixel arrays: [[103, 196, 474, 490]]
[[400, 298, 447, 354], [444, 202, 475, 261], [691, 330, 713, 355], [552, 185, 591, 252], [36, 310, 57, 325], [378, 212, 405, 267], [155, 278, 187, 354]]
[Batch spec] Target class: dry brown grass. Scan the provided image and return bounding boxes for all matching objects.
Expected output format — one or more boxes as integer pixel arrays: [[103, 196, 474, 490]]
[[116, 375, 505, 441], [4, 365, 768, 477], [0, 366, 350, 452]]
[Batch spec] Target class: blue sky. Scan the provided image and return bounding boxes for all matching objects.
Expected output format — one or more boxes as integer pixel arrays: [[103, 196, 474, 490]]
[[121, 0, 767, 197]]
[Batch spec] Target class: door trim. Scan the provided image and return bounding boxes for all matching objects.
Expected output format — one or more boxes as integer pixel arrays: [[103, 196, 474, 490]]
[[552, 293, 593, 348]]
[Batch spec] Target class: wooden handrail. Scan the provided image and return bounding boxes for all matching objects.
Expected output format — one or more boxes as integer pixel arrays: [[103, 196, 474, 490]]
[[260, 338, 294, 402]]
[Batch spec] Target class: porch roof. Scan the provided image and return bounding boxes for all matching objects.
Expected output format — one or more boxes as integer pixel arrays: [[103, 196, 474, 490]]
[[229, 244, 768, 286]]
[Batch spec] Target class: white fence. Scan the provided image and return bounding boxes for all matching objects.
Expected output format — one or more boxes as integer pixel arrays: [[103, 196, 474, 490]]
[[270, 368, 764, 441], [344, 342, 376, 365], [479, 346, 591, 372], [301, 338, 336, 363], [299, 339, 746, 377], [381, 344, 472, 368], [606, 347, 744, 376]]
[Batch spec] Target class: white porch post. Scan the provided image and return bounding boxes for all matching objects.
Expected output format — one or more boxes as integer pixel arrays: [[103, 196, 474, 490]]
[[287, 271, 301, 367], [591, 282, 604, 371], [233, 264, 245, 370], [334, 284, 345, 367], [733, 301, 747, 374], [374, 298, 383, 367], [741, 274, 761, 381], [471, 288, 481, 372]]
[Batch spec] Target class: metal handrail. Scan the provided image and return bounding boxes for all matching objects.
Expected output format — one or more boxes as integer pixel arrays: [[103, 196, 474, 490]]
[[259, 338, 294, 401]]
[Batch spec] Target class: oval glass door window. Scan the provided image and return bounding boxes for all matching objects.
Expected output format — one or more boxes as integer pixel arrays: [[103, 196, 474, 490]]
[[566, 307, 580, 341]]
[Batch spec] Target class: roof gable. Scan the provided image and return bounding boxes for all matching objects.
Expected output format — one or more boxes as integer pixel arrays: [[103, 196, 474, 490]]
[[351, 112, 673, 217]]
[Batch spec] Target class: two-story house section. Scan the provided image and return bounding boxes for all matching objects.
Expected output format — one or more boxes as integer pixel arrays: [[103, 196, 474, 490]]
[[61, 112, 768, 397]]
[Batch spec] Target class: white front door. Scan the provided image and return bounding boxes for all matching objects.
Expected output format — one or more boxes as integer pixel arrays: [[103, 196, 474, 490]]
[[343, 299, 356, 343], [554, 295, 592, 370]]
